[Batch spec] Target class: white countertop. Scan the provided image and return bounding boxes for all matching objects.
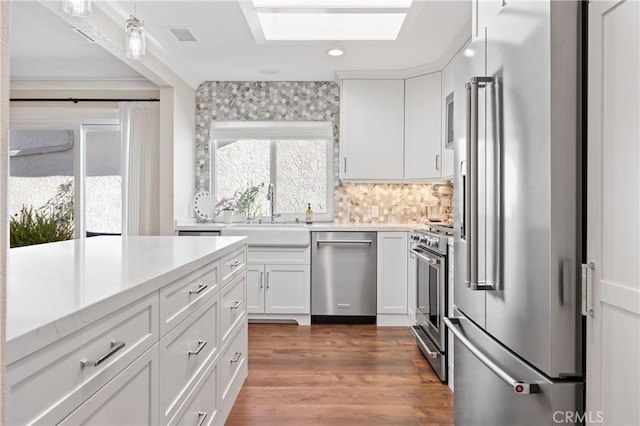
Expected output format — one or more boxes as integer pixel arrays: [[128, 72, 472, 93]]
[[7, 235, 246, 364], [176, 221, 428, 233]]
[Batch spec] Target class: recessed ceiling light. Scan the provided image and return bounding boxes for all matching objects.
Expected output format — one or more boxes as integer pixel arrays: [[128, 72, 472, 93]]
[[260, 68, 281, 75], [326, 48, 344, 57], [463, 48, 475, 57], [257, 13, 407, 41], [253, 0, 413, 8]]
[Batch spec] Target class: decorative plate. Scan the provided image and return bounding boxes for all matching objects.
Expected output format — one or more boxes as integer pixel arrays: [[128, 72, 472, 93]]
[[193, 191, 217, 220]]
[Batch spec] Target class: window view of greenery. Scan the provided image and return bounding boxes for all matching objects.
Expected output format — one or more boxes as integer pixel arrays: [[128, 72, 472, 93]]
[[8, 126, 122, 247], [215, 139, 328, 216], [9, 129, 76, 247]]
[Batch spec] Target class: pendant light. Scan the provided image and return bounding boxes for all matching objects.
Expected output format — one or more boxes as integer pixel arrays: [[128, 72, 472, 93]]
[[63, 0, 91, 17], [125, 15, 146, 59]]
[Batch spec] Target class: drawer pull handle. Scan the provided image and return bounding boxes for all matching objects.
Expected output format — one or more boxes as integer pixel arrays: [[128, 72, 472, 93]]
[[230, 352, 242, 363], [230, 300, 242, 309], [81, 341, 126, 369], [188, 340, 207, 356], [228, 259, 241, 268], [189, 283, 208, 295], [197, 412, 208, 426]]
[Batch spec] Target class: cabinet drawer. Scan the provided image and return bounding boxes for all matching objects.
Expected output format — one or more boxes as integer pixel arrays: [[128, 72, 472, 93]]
[[59, 344, 159, 425], [219, 322, 248, 406], [221, 246, 246, 284], [171, 361, 218, 426], [159, 295, 219, 424], [160, 261, 220, 336], [7, 293, 158, 426], [220, 273, 246, 347]]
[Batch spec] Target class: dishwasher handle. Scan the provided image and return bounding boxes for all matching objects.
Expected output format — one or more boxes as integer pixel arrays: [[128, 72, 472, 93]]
[[316, 239, 373, 245]]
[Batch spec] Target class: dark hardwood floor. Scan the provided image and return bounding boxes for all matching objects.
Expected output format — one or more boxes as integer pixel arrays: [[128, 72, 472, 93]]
[[226, 324, 453, 425]]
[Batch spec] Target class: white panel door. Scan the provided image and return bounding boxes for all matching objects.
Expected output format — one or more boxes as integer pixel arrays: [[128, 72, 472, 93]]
[[340, 79, 405, 180], [265, 264, 310, 314], [246, 265, 265, 314], [405, 72, 442, 180], [377, 232, 408, 314], [587, 1, 640, 425]]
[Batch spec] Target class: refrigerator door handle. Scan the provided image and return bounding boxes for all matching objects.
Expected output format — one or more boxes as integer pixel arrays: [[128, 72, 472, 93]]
[[581, 262, 595, 317], [444, 317, 539, 395], [465, 76, 495, 291]]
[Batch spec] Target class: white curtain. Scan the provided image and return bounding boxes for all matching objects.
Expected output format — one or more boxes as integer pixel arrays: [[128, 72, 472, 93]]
[[119, 102, 160, 236]]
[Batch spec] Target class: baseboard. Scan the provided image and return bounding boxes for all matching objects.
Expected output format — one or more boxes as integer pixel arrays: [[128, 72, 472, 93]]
[[376, 314, 413, 326]]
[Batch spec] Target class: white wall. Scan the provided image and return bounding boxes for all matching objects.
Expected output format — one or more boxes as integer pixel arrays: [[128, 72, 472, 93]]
[[161, 82, 195, 234]]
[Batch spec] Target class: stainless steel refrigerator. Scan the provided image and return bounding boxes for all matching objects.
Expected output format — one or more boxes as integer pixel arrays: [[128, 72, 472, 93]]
[[446, 1, 584, 424]]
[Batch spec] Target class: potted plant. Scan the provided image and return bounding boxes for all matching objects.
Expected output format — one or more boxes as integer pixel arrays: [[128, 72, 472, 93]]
[[215, 197, 237, 223]]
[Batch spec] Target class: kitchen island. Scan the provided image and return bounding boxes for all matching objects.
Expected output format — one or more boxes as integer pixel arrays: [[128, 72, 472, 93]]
[[7, 235, 248, 425]]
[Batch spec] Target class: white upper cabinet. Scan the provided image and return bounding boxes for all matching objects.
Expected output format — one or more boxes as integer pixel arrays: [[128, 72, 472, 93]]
[[340, 79, 405, 181], [440, 61, 455, 179], [405, 72, 442, 180]]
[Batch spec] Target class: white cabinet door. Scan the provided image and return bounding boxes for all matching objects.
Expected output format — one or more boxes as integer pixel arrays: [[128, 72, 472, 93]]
[[246, 265, 265, 314], [59, 345, 159, 426], [340, 79, 405, 180], [377, 232, 408, 314], [405, 72, 442, 180], [265, 264, 310, 314], [587, 1, 640, 424], [440, 61, 455, 179]]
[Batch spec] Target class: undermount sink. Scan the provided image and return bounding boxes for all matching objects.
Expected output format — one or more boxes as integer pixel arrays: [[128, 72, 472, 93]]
[[220, 224, 309, 247]]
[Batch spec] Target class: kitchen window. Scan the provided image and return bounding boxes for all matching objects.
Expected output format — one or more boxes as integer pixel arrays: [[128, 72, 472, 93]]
[[210, 121, 334, 221]]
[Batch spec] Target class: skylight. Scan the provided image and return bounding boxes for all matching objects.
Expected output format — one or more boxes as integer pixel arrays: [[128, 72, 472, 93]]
[[257, 12, 407, 41]]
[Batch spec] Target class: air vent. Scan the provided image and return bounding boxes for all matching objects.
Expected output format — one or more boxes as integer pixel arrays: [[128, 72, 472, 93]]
[[70, 27, 96, 43], [169, 28, 197, 42]]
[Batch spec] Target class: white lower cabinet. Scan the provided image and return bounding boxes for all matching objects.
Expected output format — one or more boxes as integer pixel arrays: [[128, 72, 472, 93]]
[[247, 247, 311, 320], [248, 264, 310, 314], [377, 232, 409, 315], [172, 360, 219, 426], [59, 344, 160, 426], [159, 294, 219, 424], [8, 243, 248, 426]]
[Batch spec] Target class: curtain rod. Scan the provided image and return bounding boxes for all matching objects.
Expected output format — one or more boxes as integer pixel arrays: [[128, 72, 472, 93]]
[[10, 98, 160, 103]]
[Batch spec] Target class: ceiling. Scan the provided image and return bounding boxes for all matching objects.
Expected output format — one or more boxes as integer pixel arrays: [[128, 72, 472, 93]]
[[10, 0, 471, 84]]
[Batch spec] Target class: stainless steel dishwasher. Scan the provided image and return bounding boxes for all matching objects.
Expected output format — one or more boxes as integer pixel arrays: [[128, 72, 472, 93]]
[[311, 232, 377, 323]]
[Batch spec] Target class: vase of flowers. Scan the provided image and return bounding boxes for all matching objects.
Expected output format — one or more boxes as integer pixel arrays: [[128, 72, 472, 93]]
[[215, 197, 237, 223]]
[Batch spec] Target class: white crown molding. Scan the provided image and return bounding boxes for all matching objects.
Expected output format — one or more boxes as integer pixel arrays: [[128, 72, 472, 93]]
[[10, 77, 159, 92], [334, 18, 471, 81]]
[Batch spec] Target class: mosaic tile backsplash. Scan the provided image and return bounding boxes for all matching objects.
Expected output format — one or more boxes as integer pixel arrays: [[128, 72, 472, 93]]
[[195, 81, 449, 224]]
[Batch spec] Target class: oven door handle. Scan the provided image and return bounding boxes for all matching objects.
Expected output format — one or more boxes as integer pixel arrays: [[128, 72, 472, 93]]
[[410, 248, 440, 265]]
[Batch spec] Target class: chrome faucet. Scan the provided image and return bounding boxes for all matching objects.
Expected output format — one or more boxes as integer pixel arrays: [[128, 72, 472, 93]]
[[266, 183, 281, 224]]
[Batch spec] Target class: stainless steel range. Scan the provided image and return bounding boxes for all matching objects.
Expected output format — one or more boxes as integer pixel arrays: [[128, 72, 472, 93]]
[[409, 227, 451, 382]]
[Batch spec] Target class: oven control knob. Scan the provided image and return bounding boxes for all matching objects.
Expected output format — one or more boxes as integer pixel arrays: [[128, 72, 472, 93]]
[[411, 233, 420, 241], [419, 236, 429, 244]]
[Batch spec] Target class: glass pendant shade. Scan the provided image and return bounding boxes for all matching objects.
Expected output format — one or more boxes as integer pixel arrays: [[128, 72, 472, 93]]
[[125, 16, 146, 59], [63, 0, 92, 17]]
